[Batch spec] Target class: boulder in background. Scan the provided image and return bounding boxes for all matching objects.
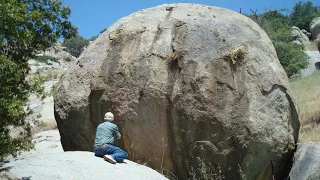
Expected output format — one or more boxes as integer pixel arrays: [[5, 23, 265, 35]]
[[310, 17, 320, 40], [292, 26, 310, 45]]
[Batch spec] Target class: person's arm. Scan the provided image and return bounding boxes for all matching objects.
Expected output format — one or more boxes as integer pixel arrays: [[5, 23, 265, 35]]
[[115, 125, 121, 139]]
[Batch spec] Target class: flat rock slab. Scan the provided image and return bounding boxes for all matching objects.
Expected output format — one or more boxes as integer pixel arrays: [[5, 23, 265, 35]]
[[1, 130, 167, 180]]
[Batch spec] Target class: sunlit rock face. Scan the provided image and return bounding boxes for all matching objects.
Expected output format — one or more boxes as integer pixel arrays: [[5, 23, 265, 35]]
[[54, 4, 300, 180]]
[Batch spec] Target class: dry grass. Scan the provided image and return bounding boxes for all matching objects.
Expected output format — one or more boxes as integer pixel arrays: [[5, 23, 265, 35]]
[[300, 124, 320, 142], [188, 158, 225, 180], [26, 69, 63, 82], [9, 120, 57, 139], [31, 120, 58, 136], [304, 41, 318, 51], [290, 70, 320, 142]]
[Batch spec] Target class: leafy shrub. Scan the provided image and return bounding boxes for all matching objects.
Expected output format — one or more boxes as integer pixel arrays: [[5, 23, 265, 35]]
[[35, 55, 58, 64], [62, 35, 89, 57], [247, 9, 309, 76], [274, 42, 309, 76], [0, 55, 34, 159], [289, 1, 320, 32], [36, 114, 42, 119], [0, 0, 76, 159]]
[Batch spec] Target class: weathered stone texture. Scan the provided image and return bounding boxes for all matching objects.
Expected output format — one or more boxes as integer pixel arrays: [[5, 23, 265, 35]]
[[54, 4, 300, 179]]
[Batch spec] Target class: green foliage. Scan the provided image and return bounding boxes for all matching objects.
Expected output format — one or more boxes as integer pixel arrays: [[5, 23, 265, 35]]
[[248, 9, 309, 76], [35, 55, 58, 64], [27, 69, 62, 92], [263, 11, 309, 76], [0, 0, 76, 159], [289, 1, 320, 31], [36, 113, 42, 119], [275, 42, 309, 76], [0, 0, 77, 65], [48, 84, 58, 96], [263, 12, 292, 42], [0, 55, 34, 159], [62, 35, 89, 57]]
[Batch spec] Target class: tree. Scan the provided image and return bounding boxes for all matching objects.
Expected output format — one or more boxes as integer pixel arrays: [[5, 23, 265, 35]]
[[247, 8, 289, 30], [289, 1, 320, 31], [0, 0, 77, 159], [274, 42, 309, 76], [62, 35, 89, 57], [247, 10, 309, 76]]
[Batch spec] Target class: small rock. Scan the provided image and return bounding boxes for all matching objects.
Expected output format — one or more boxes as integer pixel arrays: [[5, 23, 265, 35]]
[[48, 144, 58, 148]]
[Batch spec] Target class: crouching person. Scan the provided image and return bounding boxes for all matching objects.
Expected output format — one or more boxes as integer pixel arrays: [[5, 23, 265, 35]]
[[94, 112, 128, 164]]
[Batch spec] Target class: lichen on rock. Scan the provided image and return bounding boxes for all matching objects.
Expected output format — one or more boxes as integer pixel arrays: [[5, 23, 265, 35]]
[[54, 3, 300, 180]]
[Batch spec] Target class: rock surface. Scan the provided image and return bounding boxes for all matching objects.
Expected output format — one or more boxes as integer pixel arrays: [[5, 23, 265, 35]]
[[0, 130, 166, 180], [289, 142, 320, 180], [301, 29, 312, 39], [292, 26, 310, 45], [300, 51, 320, 77], [26, 80, 58, 123], [54, 3, 300, 179], [310, 17, 320, 40]]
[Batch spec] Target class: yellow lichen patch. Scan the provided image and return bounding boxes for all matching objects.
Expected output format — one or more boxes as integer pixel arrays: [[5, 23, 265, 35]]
[[230, 45, 246, 64], [109, 29, 123, 40], [135, 27, 146, 34], [109, 33, 118, 40], [287, 142, 295, 150]]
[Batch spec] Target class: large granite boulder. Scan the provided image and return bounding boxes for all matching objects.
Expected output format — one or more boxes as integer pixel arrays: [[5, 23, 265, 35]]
[[289, 142, 320, 180], [310, 17, 320, 40], [292, 26, 310, 45], [54, 4, 300, 180]]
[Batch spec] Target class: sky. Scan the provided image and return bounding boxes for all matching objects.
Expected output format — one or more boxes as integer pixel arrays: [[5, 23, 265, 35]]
[[61, 0, 320, 39]]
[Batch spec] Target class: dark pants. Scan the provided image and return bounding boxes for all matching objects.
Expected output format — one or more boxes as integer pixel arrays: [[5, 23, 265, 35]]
[[94, 144, 128, 163]]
